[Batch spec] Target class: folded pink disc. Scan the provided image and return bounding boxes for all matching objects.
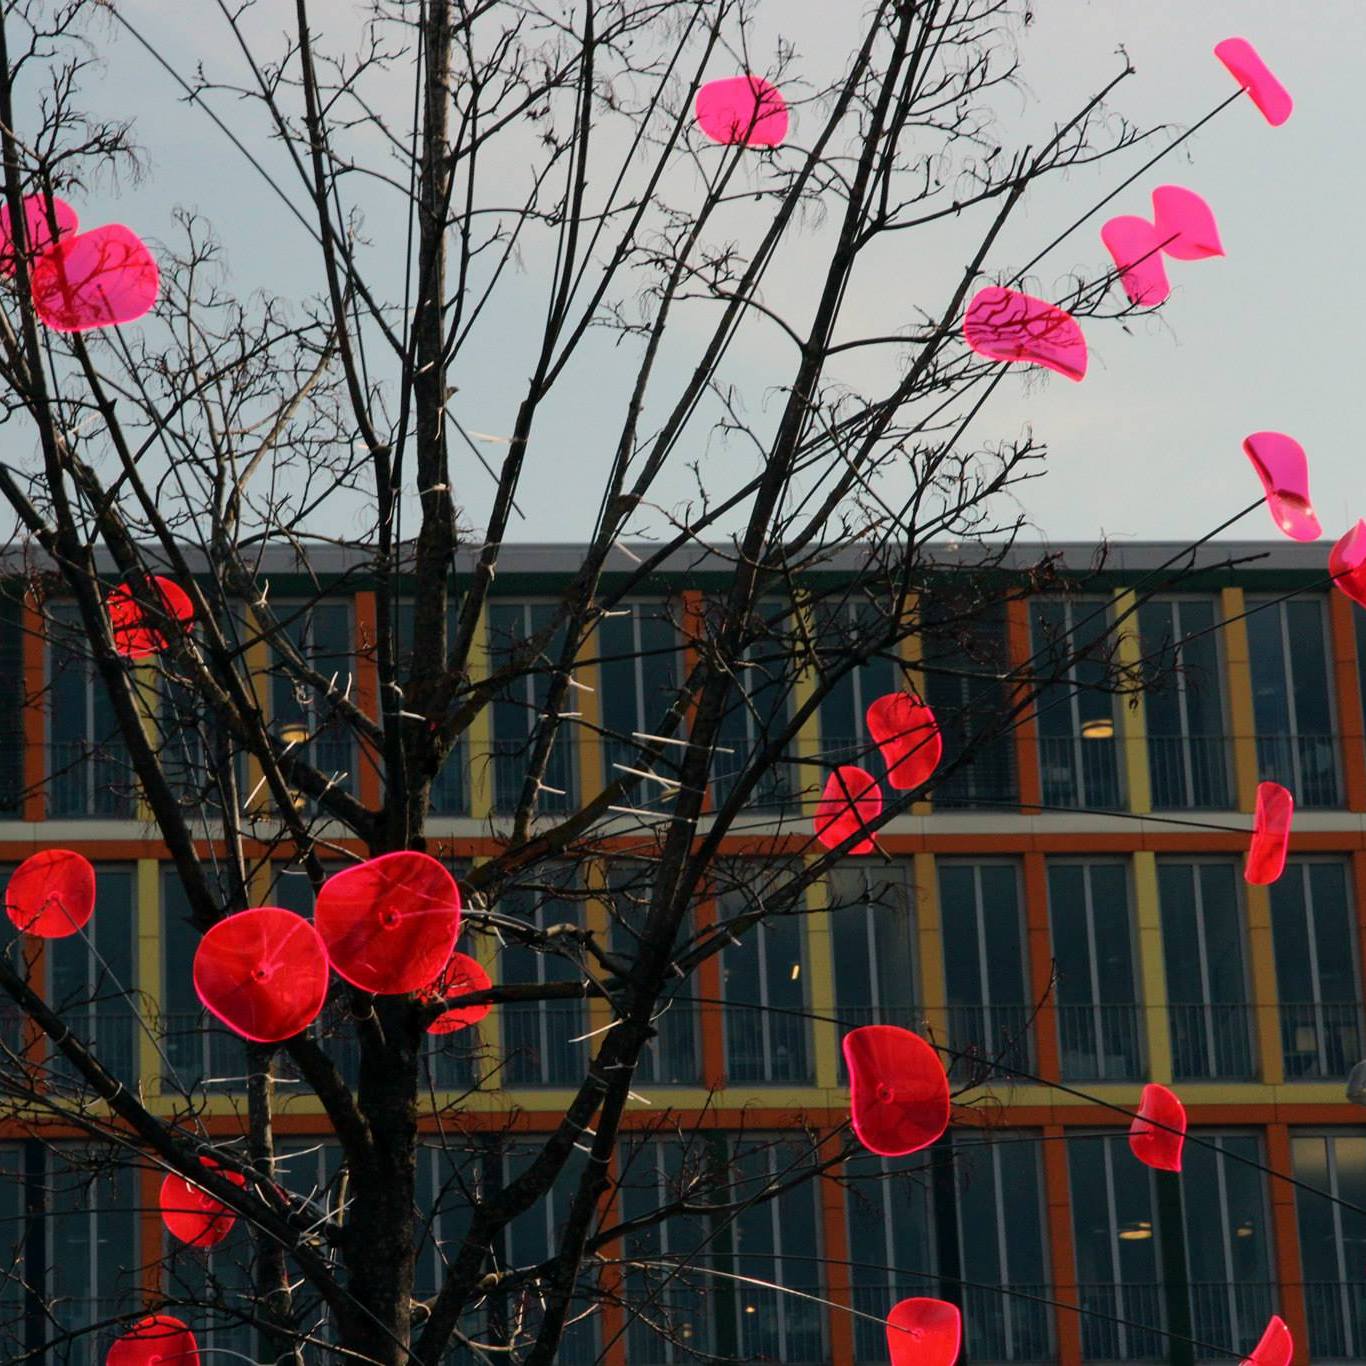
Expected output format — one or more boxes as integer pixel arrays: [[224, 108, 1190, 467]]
[[1215, 37, 1293, 127], [887, 1297, 961, 1366], [814, 765, 882, 855], [1100, 215, 1171, 306], [5, 848, 95, 938], [0, 192, 77, 275], [313, 851, 461, 995], [108, 575, 195, 658], [425, 950, 492, 1035], [1128, 1082, 1186, 1172], [193, 907, 330, 1043], [159, 1158, 247, 1248], [106, 1316, 201, 1366], [1241, 1315, 1292, 1366], [963, 286, 1087, 381], [1245, 781, 1293, 886], [1242, 432, 1320, 541], [1329, 520, 1366, 608], [866, 692, 943, 791], [843, 1024, 950, 1157], [694, 75, 788, 147], [29, 222, 159, 332], [1149, 186, 1223, 261]]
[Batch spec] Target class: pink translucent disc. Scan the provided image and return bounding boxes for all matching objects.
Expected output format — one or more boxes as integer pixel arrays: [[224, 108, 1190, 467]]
[[1215, 37, 1293, 127], [1241, 1315, 1292, 1366], [159, 1158, 247, 1248], [1329, 520, 1366, 609], [866, 692, 943, 791], [1149, 186, 1224, 261], [29, 223, 159, 332], [843, 1024, 950, 1157], [108, 575, 195, 658], [5, 848, 95, 938], [887, 1297, 962, 1366], [813, 765, 882, 855], [106, 1316, 201, 1366], [1242, 432, 1320, 541], [1128, 1082, 1186, 1172], [1100, 215, 1170, 306], [193, 907, 330, 1043], [425, 951, 492, 1035], [694, 75, 788, 148], [963, 286, 1087, 381], [0, 193, 77, 275], [313, 851, 461, 995], [1245, 781, 1293, 886]]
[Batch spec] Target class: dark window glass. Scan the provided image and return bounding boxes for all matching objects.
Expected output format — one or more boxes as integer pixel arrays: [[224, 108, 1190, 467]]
[[828, 863, 917, 1035]]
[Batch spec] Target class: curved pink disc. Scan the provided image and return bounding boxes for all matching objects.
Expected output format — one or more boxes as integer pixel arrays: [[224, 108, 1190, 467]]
[[313, 851, 461, 994], [108, 575, 195, 658], [814, 765, 882, 855], [1128, 1082, 1186, 1172], [1215, 37, 1293, 127], [1241, 1315, 1292, 1366], [694, 75, 788, 147], [887, 1297, 961, 1366], [106, 1316, 201, 1366], [866, 692, 943, 791], [0, 193, 77, 275], [1245, 781, 1293, 886], [1330, 520, 1366, 609], [1150, 186, 1224, 261], [1242, 432, 1320, 541], [29, 223, 159, 332], [159, 1158, 247, 1248], [193, 907, 330, 1043], [5, 848, 95, 938], [843, 1024, 950, 1157], [1100, 215, 1170, 306], [425, 950, 492, 1035], [963, 286, 1087, 381]]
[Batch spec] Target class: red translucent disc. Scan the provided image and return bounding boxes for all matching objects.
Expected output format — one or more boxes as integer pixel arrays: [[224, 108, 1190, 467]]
[[5, 848, 95, 938], [107, 576, 195, 658], [30, 223, 159, 332], [694, 75, 788, 147], [159, 1158, 247, 1248], [963, 286, 1087, 381], [106, 1315, 200, 1366], [313, 851, 461, 995], [1245, 781, 1293, 886], [1241, 1315, 1292, 1366], [425, 951, 492, 1035], [1243, 432, 1320, 542], [1101, 215, 1170, 306], [1215, 37, 1293, 128], [866, 693, 943, 791], [1128, 1082, 1186, 1172], [887, 1297, 962, 1366], [843, 1024, 950, 1157], [1330, 520, 1366, 608], [814, 765, 882, 855], [0, 193, 77, 274], [193, 908, 330, 1043]]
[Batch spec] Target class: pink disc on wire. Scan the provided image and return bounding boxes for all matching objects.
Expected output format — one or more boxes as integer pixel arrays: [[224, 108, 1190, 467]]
[[1242, 432, 1320, 541], [813, 765, 882, 855], [0, 193, 77, 275], [1245, 781, 1293, 886], [159, 1157, 247, 1248], [107, 576, 194, 658], [29, 222, 159, 332], [963, 286, 1087, 381], [1100, 215, 1171, 306], [1149, 186, 1224, 261], [1128, 1082, 1186, 1172], [694, 75, 788, 147], [313, 851, 461, 995], [425, 951, 492, 1035], [866, 692, 943, 791], [887, 1297, 962, 1366], [5, 848, 95, 938], [1329, 520, 1366, 608], [1215, 37, 1293, 127], [193, 907, 330, 1043], [843, 1024, 950, 1157], [106, 1316, 201, 1366], [1241, 1315, 1292, 1366]]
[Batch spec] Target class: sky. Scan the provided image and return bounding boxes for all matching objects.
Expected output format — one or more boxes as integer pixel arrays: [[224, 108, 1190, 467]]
[[22, 0, 1366, 550]]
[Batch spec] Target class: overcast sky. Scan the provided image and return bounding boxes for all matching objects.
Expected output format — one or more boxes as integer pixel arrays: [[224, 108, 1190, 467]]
[[43, 1, 1366, 549]]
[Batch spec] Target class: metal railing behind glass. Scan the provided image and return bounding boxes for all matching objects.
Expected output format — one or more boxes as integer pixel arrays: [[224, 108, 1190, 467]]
[[962, 1283, 1053, 1362], [1189, 1280, 1275, 1362], [601, 737, 682, 812], [1076, 1281, 1166, 1361], [835, 1005, 922, 1081], [1303, 1279, 1366, 1360], [733, 1281, 825, 1366], [1147, 734, 1232, 810], [1168, 1002, 1257, 1080], [635, 1006, 700, 1086], [47, 740, 135, 817], [1057, 1002, 1143, 1081], [491, 737, 576, 815], [157, 1011, 249, 1093], [500, 1002, 587, 1085], [1255, 733, 1342, 808], [946, 1003, 1033, 1080], [725, 1005, 811, 1084], [1038, 735, 1122, 810], [49, 1011, 137, 1089], [1279, 1001, 1363, 1079], [711, 756, 795, 814]]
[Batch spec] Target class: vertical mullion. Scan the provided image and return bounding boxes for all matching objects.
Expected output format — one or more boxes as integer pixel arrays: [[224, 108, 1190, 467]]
[[993, 1144, 1016, 1360], [1175, 604, 1197, 800], [1101, 1140, 1124, 1358], [1303, 867, 1327, 1074]]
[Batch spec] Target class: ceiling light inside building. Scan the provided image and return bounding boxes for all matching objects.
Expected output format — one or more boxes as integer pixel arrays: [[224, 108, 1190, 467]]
[[1081, 717, 1115, 740]]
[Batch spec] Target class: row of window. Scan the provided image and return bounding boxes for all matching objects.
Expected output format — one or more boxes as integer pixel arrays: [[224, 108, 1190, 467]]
[[3, 1128, 1362, 1365]]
